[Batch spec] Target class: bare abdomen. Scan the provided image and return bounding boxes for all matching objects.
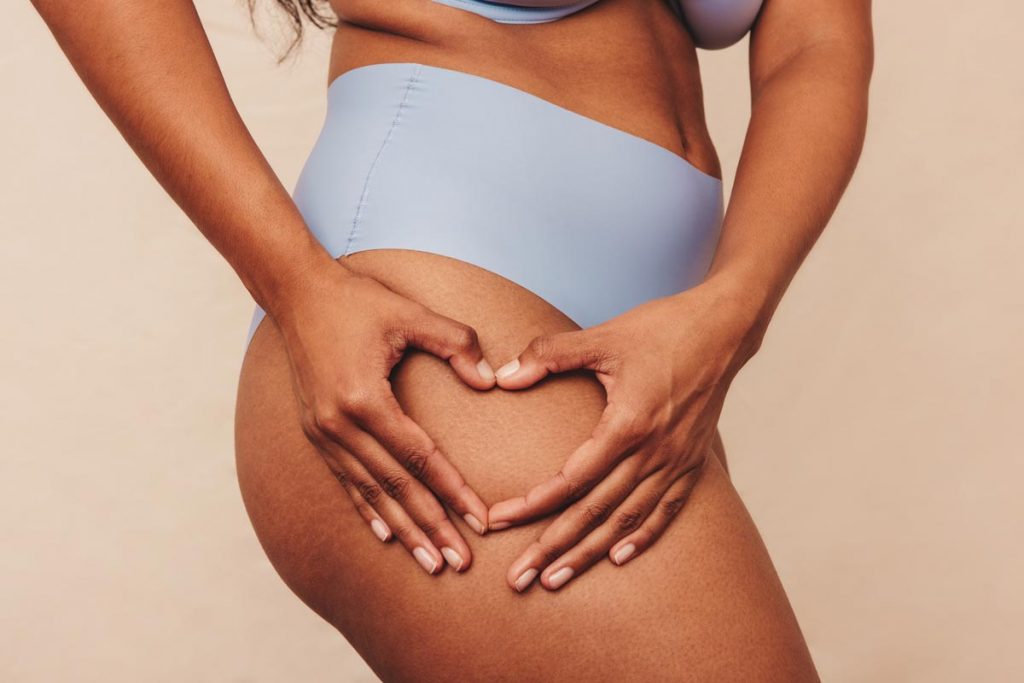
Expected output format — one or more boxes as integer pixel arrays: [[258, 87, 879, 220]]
[[327, 0, 722, 180], [234, 251, 816, 681]]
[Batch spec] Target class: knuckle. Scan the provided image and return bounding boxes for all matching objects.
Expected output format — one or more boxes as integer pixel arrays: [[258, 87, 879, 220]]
[[615, 508, 645, 533], [651, 438, 675, 458], [526, 335, 554, 361], [405, 453, 430, 481], [400, 445, 435, 482], [382, 326, 407, 352], [450, 324, 479, 352], [636, 462, 664, 484], [311, 408, 345, 438], [591, 341, 621, 373], [379, 471, 411, 501], [332, 468, 350, 487], [578, 500, 613, 529], [532, 540, 564, 565], [660, 493, 691, 518], [390, 523, 414, 541], [355, 480, 384, 505], [612, 408, 648, 446], [557, 471, 586, 501], [417, 517, 444, 537], [335, 387, 377, 419]]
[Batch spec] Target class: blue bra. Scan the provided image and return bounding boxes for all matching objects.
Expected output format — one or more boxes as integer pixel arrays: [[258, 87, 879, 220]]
[[431, 0, 764, 49]]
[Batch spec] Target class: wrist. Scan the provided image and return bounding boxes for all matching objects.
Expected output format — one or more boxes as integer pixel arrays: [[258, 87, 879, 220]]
[[679, 269, 778, 367], [711, 248, 790, 308], [247, 238, 346, 323]]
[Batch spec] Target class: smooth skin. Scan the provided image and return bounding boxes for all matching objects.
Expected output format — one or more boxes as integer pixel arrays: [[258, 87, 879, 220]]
[[322, 0, 873, 589], [237, 248, 818, 681], [490, 0, 875, 586], [29, 0, 864, 679], [32, 0, 870, 675]]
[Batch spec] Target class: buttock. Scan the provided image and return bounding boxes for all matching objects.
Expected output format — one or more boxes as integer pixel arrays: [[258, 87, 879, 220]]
[[231, 50, 813, 683], [242, 61, 723, 352], [235, 248, 816, 682]]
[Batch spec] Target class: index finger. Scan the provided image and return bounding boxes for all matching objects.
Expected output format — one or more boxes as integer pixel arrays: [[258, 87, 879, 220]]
[[352, 384, 490, 536], [487, 406, 646, 528]]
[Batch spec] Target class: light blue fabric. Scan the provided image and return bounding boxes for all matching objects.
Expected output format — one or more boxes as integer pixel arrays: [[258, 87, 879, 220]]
[[431, 0, 762, 48], [431, 0, 601, 24], [245, 63, 723, 349]]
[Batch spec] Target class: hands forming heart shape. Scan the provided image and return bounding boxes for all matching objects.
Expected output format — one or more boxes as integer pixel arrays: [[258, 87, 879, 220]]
[[281, 263, 761, 593], [485, 286, 758, 593]]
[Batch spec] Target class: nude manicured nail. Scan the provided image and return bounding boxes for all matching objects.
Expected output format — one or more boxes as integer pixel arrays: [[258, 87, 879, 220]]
[[476, 358, 496, 383], [515, 568, 538, 592], [546, 567, 574, 590], [464, 513, 486, 536], [495, 358, 520, 379], [413, 547, 439, 574], [489, 520, 512, 531], [612, 543, 636, 565], [370, 519, 390, 542], [441, 547, 465, 571]]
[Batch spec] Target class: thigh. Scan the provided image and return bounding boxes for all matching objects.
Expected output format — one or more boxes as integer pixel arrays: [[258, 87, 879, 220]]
[[234, 250, 816, 682]]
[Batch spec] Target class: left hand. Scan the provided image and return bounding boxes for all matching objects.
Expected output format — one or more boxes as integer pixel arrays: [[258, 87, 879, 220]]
[[488, 279, 763, 592]]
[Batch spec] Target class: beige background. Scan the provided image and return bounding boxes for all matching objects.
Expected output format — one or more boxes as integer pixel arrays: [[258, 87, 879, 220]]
[[2, 1, 1021, 681]]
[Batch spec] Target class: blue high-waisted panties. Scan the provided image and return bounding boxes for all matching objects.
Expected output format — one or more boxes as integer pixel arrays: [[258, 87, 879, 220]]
[[244, 63, 723, 349]]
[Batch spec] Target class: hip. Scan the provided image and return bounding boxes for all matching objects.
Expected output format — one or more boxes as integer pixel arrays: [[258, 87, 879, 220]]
[[245, 60, 722, 347], [236, 248, 816, 682]]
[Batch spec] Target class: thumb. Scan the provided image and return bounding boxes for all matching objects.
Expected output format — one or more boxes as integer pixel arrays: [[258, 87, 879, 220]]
[[404, 308, 496, 390], [494, 330, 603, 390]]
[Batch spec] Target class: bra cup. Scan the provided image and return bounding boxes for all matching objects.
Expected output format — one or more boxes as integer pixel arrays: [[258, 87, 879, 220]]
[[671, 0, 764, 49], [430, 0, 762, 48], [430, 0, 601, 24]]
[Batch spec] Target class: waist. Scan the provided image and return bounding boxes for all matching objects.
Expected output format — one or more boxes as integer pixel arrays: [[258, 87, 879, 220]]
[[308, 62, 717, 313], [327, 0, 719, 176], [244, 59, 722, 347]]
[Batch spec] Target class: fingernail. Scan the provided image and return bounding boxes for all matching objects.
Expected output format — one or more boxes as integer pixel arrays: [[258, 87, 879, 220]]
[[495, 358, 520, 380], [370, 518, 390, 542], [514, 568, 538, 592], [441, 547, 465, 571], [476, 358, 495, 383], [612, 543, 636, 565], [463, 513, 486, 536], [489, 520, 511, 531], [546, 567, 574, 590], [413, 547, 439, 574]]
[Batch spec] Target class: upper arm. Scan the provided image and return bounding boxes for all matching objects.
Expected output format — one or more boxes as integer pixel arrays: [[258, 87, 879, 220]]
[[748, 0, 874, 90]]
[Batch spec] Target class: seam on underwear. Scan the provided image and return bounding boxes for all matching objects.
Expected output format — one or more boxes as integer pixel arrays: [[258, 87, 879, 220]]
[[344, 63, 422, 257]]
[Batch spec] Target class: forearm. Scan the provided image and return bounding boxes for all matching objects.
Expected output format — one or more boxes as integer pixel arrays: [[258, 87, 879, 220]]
[[702, 0, 874, 346], [32, 0, 336, 314]]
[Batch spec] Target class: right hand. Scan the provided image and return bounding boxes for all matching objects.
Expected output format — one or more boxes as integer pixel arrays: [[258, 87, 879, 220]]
[[268, 259, 496, 575]]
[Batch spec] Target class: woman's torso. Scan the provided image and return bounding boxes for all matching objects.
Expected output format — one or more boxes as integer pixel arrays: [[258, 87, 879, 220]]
[[326, 0, 722, 179], [233, 3, 818, 678]]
